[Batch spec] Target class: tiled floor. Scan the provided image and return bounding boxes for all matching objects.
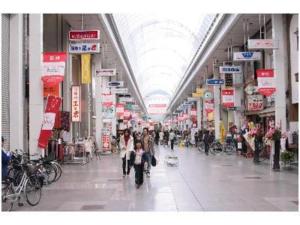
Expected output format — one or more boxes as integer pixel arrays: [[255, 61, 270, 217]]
[[17, 145, 298, 211]]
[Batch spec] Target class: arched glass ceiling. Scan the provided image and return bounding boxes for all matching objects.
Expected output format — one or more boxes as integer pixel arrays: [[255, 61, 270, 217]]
[[113, 13, 216, 110]]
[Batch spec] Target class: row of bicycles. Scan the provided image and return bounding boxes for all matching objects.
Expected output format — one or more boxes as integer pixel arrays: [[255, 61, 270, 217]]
[[197, 140, 236, 155], [2, 150, 62, 211]]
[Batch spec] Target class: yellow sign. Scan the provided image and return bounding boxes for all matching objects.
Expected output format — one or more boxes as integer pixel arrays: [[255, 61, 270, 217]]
[[192, 93, 201, 98], [207, 111, 214, 121], [81, 54, 91, 84], [196, 88, 205, 96]]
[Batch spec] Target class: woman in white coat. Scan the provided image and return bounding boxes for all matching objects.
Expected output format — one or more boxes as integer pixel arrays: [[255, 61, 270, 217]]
[[119, 129, 134, 177]]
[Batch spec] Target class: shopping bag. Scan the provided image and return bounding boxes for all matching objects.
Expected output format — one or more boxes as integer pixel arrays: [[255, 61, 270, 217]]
[[151, 155, 157, 167]]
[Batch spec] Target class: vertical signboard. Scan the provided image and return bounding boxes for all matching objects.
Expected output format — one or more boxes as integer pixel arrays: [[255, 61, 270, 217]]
[[222, 89, 235, 108], [71, 86, 81, 122], [38, 96, 62, 148], [81, 54, 91, 84], [256, 69, 276, 96]]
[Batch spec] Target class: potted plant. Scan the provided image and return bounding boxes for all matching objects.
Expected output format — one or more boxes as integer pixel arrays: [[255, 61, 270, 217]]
[[280, 151, 294, 168]]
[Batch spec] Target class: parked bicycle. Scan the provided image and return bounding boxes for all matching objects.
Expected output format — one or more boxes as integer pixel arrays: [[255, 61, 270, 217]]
[[2, 156, 43, 211]]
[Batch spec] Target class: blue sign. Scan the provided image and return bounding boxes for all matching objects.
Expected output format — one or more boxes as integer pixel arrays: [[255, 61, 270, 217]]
[[206, 79, 225, 85]]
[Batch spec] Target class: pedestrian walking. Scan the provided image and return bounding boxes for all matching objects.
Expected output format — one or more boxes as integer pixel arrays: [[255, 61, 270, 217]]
[[203, 130, 210, 155], [120, 129, 135, 177], [169, 129, 176, 150], [254, 128, 263, 163], [133, 141, 146, 188], [141, 127, 154, 177]]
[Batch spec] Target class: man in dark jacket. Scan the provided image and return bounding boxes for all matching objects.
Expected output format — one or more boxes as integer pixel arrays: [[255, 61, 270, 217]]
[[254, 129, 263, 163], [203, 130, 210, 155], [2, 137, 11, 180]]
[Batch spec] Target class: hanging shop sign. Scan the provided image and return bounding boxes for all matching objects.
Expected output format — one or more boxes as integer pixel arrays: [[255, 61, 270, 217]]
[[71, 86, 81, 122], [245, 84, 257, 95], [108, 81, 124, 88], [69, 42, 100, 54], [119, 97, 134, 103], [192, 93, 201, 98], [81, 54, 91, 84], [38, 96, 62, 148], [196, 88, 205, 96], [187, 97, 197, 102], [225, 74, 233, 87], [102, 134, 110, 151], [43, 83, 60, 97], [116, 103, 125, 116], [206, 79, 225, 85], [247, 39, 278, 49], [207, 111, 214, 121], [95, 68, 116, 77], [203, 90, 214, 101], [190, 109, 197, 116], [111, 88, 128, 94], [124, 110, 131, 119], [148, 104, 167, 114], [247, 94, 264, 111], [102, 105, 115, 119], [204, 100, 214, 113], [219, 66, 242, 74], [222, 89, 235, 108], [102, 94, 114, 106], [233, 73, 243, 85], [233, 52, 262, 61], [69, 30, 100, 41], [42, 52, 67, 87], [256, 69, 276, 96]]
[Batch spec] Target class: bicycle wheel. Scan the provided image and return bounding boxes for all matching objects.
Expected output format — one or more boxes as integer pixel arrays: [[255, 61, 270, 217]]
[[2, 182, 15, 211], [44, 163, 57, 184], [224, 144, 235, 155], [52, 162, 62, 182], [198, 142, 205, 152], [210, 142, 223, 154], [25, 176, 42, 206]]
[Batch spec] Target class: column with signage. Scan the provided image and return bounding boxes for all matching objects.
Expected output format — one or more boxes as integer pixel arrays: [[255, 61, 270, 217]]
[[196, 99, 202, 130], [213, 86, 221, 139], [272, 15, 288, 132], [68, 29, 100, 140], [29, 14, 44, 159]]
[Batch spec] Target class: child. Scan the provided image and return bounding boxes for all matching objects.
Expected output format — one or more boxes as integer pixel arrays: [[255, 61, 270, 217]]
[[133, 141, 146, 188]]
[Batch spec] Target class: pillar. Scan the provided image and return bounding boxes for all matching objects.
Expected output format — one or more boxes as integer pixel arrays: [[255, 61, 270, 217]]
[[233, 85, 243, 130], [94, 55, 102, 149], [272, 14, 288, 132], [29, 14, 44, 159], [214, 86, 221, 139], [9, 14, 24, 151], [197, 99, 202, 130]]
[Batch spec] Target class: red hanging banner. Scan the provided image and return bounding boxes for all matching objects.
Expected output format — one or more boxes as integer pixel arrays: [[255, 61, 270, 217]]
[[204, 100, 214, 113], [222, 89, 235, 108], [42, 52, 67, 87], [256, 69, 276, 96], [38, 96, 62, 149]]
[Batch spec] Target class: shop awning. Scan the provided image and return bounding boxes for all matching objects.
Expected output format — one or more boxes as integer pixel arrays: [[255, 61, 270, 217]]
[[42, 75, 64, 87], [245, 106, 275, 117]]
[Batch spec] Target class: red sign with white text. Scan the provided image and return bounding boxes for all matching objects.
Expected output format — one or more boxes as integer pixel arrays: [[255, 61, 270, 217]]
[[42, 52, 67, 87], [69, 30, 100, 41], [222, 89, 235, 108], [257, 69, 276, 96], [38, 96, 62, 149]]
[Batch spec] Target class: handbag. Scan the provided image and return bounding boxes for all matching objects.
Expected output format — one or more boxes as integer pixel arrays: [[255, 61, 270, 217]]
[[151, 155, 157, 167]]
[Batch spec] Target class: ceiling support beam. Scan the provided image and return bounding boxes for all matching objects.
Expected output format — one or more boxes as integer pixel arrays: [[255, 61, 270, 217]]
[[99, 14, 148, 115], [167, 14, 241, 116]]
